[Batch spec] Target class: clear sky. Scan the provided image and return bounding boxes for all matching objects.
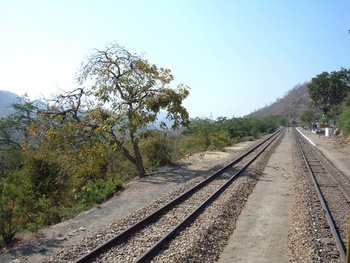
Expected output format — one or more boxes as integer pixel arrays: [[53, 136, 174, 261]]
[[1, 0, 349, 118]]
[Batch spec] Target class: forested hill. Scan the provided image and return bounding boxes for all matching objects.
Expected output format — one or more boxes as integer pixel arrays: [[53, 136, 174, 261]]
[[246, 83, 318, 119], [0, 90, 19, 117]]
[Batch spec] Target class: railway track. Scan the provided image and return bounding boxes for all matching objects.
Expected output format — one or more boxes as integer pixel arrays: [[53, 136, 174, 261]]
[[295, 128, 350, 262], [68, 128, 284, 262]]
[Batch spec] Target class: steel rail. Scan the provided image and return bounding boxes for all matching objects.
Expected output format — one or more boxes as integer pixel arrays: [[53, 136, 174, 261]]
[[295, 132, 346, 262], [134, 127, 283, 262], [73, 128, 284, 263], [305, 140, 350, 202]]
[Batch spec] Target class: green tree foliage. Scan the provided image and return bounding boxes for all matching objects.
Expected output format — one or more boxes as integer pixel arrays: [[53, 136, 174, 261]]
[[139, 130, 173, 168], [337, 106, 350, 135], [74, 178, 123, 204], [177, 116, 282, 157], [0, 42, 190, 245], [0, 46, 288, 246], [0, 112, 24, 180], [179, 118, 231, 154], [218, 116, 283, 140], [0, 99, 45, 245], [182, 118, 216, 150], [26, 112, 113, 191], [0, 171, 36, 245], [300, 109, 321, 125], [23, 156, 68, 206], [308, 68, 350, 118], [41, 42, 190, 178], [0, 97, 112, 245], [0, 91, 283, 246], [0, 95, 39, 174]]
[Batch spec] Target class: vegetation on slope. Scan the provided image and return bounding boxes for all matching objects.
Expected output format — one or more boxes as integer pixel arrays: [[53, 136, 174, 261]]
[[0, 96, 284, 246], [248, 67, 350, 136], [307, 68, 350, 135], [0, 42, 286, 246]]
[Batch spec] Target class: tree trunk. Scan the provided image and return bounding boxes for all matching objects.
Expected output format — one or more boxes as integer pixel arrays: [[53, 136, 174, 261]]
[[120, 145, 146, 178], [133, 141, 146, 178], [117, 118, 146, 178], [124, 130, 146, 178]]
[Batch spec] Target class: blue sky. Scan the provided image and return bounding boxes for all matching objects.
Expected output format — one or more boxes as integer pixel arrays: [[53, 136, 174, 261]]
[[1, 1, 349, 118]]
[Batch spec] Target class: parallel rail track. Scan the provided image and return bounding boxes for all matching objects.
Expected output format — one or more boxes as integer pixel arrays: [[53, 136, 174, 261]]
[[295, 128, 350, 262], [73, 128, 284, 262]]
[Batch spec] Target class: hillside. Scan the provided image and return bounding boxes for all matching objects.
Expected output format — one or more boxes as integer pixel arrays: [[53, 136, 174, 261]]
[[246, 83, 319, 120], [2, 84, 316, 122], [0, 90, 20, 117]]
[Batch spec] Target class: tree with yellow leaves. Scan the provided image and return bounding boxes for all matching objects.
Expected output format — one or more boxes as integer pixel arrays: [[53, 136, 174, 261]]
[[42, 42, 190, 178]]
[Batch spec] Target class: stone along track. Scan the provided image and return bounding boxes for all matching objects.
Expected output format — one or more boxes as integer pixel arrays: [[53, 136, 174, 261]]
[[295, 128, 350, 262], [49, 129, 284, 263]]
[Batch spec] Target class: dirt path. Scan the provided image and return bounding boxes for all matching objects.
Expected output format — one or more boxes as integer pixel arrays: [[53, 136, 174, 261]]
[[217, 130, 295, 262]]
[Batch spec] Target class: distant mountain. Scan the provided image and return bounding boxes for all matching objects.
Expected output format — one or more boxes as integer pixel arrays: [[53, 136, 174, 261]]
[[246, 83, 321, 121], [0, 90, 20, 117]]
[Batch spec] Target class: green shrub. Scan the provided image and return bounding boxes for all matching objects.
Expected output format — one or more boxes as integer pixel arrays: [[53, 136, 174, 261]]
[[75, 178, 123, 204], [337, 107, 350, 135], [140, 130, 173, 168], [0, 148, 24, 179], [23, 156, 70, 206], [177, 134, 207, 155], [207, 132, 231, 150], [57, 203, 90, 222], [0, 171, 36, 246]]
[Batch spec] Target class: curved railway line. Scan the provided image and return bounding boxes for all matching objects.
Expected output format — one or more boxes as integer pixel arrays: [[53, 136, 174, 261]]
[[63, 128, 285, 262], [295, 128, 350, 262]]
